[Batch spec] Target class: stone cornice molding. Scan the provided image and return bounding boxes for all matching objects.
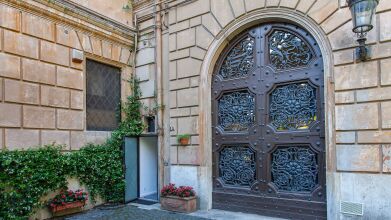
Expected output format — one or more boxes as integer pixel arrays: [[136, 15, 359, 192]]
[[2, 0, 136, 46]]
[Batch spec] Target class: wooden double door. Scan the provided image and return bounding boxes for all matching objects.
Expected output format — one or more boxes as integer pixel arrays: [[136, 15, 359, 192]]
[[211, 23, 326, 219]]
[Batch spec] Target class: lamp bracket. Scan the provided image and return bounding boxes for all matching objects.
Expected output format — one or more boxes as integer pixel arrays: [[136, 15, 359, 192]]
[[355, 38, 371, 62]]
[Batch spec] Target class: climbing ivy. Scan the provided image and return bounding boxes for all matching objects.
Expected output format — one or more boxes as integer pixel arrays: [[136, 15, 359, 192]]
[[0, 78, 145, 219]]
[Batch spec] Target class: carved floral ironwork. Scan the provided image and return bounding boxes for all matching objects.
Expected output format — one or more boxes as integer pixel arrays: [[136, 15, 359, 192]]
[[218, 36, 255, 80], [271, 146, 318, 192], [219, 146, 256, 186], [269, 30, 313, 70], [269, 82, 317, 131], [218, 91, 255, 132]]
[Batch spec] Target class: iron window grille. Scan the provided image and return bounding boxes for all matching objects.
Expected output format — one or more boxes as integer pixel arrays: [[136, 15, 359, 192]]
[[86, 59, 121, 131]]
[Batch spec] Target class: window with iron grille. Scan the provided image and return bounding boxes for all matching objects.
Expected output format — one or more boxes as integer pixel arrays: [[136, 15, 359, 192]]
[[86, 59, 121, 131]]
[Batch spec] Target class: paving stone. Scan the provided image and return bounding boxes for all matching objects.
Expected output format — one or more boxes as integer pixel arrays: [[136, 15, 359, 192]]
[[65, 204, 208, 220]]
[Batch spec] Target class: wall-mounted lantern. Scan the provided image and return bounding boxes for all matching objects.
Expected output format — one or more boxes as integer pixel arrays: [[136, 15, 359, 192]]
[[347, 0, 379, 61]]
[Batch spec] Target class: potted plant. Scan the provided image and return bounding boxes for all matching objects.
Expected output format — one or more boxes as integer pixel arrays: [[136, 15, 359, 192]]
[[160, 183, 197, 213], [177, 134, 190, 145], [47, 189, 88, 216]]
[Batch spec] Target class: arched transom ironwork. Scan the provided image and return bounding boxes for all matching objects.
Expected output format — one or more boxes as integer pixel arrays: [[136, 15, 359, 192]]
[[219, 145, 256, 187], [271, 146, 319, 192], [218, 36, 255, 80], [269, 30, 314, 70], [269, 82, 317, 131]]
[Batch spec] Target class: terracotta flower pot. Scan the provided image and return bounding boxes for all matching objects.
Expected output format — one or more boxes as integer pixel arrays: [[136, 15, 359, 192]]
[[160, 196, 197, 213], [179, 138, 189, 145]]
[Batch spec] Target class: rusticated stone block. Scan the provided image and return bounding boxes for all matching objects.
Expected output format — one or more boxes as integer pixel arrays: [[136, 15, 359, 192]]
[[336, 144, 380, 172], [336, 131, 355, 144], [279, 0, 299, 9], [112, 44, 121, 62], [308, 0, 339, 24], [56, 25, 82, 49], [5, 129, 39, 150], [321, 7, 351, 34], [245, 0, 265, 12], [335, 103, 378, 130], [201, 13, 221, 37], [70, 90, 84, 110], [23, 106, 55, 129], [41, 130, 70, 148], [0, 53, 20, 79], [335, 91, 354, 104], [196, 26, 214, 50], [170, 146, 178, 164], [22, 58, 55, 85], [22, 12, 54, 41], [77, 32, 93, 53], [382, 101, 391, 129], [177, 116, 198, 134], [334, 61, 378, 90], [102, 41, 112, 59], [211, 0, 235, 27], [381, 58, 391, 86], [177, 58, 202, 78], [70, 131, 110, 150], [176, 0, 209, 22], [57, 66, 83, 90], [120, 47, 131, 64], [178, 145, 200, 165], [356, 87, 391, 102], [0, 103, 21, 127], [4, 79, 39, 104], [382, 145, 391, 173], [358, 131, 391, 143], [229, 0, 245, 17], [296, 0, 316, 13], [4, 30, 39, 59], [0, 4, 20, 31], [177, 87, 199, 107], [57, 109, 84, 130], [170, 78, 190, 91], [90, 37, 102, 56], [41, 41, 70, 66], [41, 85, 70, 108], [0, 78, 2, 101], [380, 11, 391, 42], [177, 28, 196, 50]]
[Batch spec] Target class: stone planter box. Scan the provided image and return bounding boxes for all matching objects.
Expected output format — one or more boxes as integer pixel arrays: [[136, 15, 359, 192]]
[[160, 196, 197, 213], [50, 201, 85, 216]]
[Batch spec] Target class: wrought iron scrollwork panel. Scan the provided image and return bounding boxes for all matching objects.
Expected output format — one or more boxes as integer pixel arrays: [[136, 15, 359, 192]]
[[271, 146, 318, 192], [269, 82, 317, 131], [218, 91, 255, 132], [269, 30, 313, 70], [218, 36, 255, 80], [219, 146, 256, 187]]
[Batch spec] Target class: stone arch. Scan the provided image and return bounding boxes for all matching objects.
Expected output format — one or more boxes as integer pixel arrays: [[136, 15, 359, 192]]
[[196, 7, 336, 217]]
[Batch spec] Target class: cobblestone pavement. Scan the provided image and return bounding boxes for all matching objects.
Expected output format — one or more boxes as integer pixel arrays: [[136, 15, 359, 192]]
[[64, 204, 210, 220]]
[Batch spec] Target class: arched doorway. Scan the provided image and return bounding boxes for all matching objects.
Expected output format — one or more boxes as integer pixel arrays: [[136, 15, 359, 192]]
[[211, 23, 326, 219]]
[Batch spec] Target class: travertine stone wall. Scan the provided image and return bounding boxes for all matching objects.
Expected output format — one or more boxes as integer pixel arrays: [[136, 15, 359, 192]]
[[0, 1, 134, 151], [166, 0, 391, 218]]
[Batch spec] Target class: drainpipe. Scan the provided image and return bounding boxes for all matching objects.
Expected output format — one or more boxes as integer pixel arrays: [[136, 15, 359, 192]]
[[155, 0, 165, 192]]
